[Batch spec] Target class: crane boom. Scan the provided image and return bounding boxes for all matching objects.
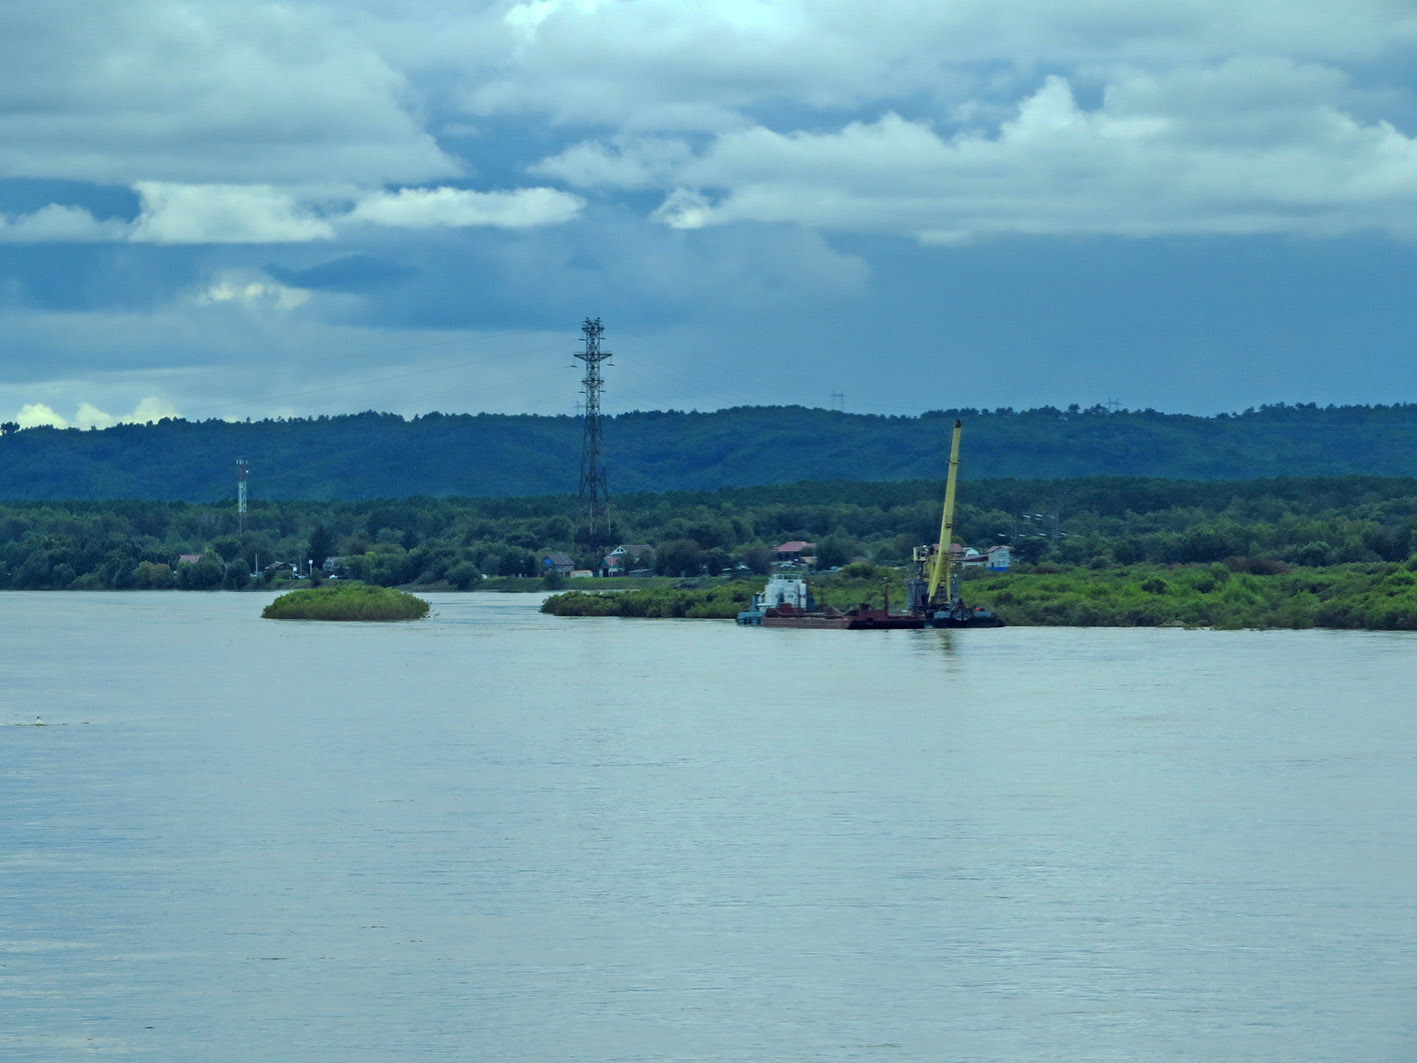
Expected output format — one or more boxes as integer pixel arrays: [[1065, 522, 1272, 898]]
[[926, 419, 962, 602]]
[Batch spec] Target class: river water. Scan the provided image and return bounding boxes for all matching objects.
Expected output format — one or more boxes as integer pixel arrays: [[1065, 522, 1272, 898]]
[[3, 591, 1415, 1061]]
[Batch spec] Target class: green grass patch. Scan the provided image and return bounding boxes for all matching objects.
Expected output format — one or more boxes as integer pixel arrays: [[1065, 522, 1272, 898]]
[[964, 561, 1417, 628], [541, 582, 759, 619], [263, 582, 430, 621], [541, 567, 913, 620], [542, 560, 1417, 629]]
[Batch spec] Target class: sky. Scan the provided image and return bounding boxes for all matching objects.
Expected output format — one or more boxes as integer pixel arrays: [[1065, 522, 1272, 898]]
[[5, 0, 1417, 429]]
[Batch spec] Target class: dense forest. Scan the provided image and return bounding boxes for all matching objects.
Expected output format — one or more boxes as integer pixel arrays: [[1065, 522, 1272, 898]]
[[3, 473, 1417, 594], [5, 402, 1417, 500]]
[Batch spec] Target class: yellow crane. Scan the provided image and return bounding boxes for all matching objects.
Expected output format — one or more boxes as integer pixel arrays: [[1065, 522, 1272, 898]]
[[926, 419, 963, 603], [907, 419, 1004, 627]]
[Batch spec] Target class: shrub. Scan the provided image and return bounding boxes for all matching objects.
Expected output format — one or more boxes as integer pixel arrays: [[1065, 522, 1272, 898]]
[[446, 561, 482, 590], [262, 583, 430, 621]]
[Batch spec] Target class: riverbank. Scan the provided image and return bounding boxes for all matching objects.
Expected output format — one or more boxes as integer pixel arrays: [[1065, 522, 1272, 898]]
[[541, 559, 1417, 630]]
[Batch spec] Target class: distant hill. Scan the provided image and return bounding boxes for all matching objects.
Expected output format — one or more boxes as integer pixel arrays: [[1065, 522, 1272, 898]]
[[2, 402, 1416, 501]]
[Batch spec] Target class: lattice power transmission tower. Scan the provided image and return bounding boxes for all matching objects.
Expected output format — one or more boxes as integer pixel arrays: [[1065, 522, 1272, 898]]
[[574, 317, 613, 547]]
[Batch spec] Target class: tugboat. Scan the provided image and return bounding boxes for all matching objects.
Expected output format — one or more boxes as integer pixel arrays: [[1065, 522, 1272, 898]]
[[736, 572, 924, 629], [905, 419, 1004, 628], [735, 571, 811, 625]]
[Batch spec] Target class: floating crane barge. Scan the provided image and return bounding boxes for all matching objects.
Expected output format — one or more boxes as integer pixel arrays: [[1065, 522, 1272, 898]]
[[737, 419, 1002, 629], [905, 419, 1004, 628]]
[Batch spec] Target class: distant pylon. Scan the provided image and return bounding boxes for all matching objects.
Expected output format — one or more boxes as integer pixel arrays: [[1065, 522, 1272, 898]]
[[236, 459, 248, 532], [574, 318, 613, 547]]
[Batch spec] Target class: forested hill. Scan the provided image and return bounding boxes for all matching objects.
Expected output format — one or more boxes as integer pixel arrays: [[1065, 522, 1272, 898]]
[[2, 402, 1416, 501]]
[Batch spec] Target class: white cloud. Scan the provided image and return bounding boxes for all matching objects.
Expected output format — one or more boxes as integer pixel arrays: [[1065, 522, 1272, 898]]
[[197, 274, 312, 312], [7, 0, 1417, 195], [454, 0, 1417, 130], [130, 183, 335, 244], [465, 0, 861, 130], [13, 397, 181, 430], [73, 402, 117, 430], [503, 0, 611, 42], [651, 189, 715, 230], [0, 205, 128, 243], [531, 137, 696, 189], [346, 186, 584, 229], [8, 0, 1417, 249], [0, 0, 455, 185], [126, 397, 182, 423], [15, 402, 67, 429], [623, 62, 1417, 241], [3, 181, 585, 246]]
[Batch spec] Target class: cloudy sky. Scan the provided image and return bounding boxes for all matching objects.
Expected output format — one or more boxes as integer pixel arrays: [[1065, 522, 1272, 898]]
[[5, 0, 1417, 428]]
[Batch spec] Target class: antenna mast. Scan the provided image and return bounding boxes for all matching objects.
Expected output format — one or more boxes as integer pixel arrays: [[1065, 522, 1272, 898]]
[[236, 459, 249, 533], [574, 317, 613, 546]]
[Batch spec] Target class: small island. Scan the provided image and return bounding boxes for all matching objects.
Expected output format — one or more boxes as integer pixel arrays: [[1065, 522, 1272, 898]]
[[262, 583, 430, 621]]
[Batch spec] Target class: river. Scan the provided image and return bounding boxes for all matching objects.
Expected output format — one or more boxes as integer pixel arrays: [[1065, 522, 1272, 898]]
[[3, 592, 1415, 1061]]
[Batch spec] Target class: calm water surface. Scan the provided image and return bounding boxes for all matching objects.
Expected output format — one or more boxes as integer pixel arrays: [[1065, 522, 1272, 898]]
[[3, 592, 1415, 1061]]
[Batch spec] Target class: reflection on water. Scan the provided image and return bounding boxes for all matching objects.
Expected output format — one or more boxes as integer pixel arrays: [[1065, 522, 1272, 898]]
[[922, 627, 959, 659], [3, 592, 1416, 1061]]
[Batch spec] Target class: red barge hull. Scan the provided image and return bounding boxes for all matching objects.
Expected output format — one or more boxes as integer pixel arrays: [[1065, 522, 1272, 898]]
[[759, 603, 924, 629]]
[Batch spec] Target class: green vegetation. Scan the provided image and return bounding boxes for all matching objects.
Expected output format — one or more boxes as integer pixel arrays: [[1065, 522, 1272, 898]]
[[966, 560, 1417, 629], [542, 582, 758, 619], [262, 583, 430, 621], [8, 403, 1417, 502], [4, 472, 1417, 599], [543, 559, 1417, 630], [541, 564, 905, 619], [8, 461, 1417, 630]]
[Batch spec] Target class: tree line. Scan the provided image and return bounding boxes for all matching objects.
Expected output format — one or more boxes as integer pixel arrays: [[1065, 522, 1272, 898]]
[[2, 473, 1417, 591], [8, 403, 1417, 502]]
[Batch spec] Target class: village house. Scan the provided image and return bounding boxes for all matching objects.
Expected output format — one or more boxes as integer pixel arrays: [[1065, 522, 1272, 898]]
[[603, 544, 653, 576], [541, 552, 575, 577], [949, 543, 1011, 571], [773, 540, 817, 568]]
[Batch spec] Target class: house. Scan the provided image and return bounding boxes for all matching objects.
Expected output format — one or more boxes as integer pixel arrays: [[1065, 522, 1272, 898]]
[[773, 541, 817, 567], [604, 544, 652, 576], [541, 552, 575, 576], [177, 554, 202, 566], [948, 543, 1010, 571]]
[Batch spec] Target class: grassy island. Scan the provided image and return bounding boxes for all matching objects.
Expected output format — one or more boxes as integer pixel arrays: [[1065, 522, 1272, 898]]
[[263, 583, 430, 621]]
